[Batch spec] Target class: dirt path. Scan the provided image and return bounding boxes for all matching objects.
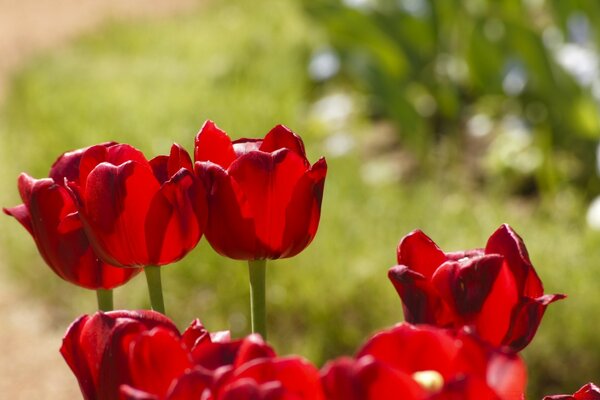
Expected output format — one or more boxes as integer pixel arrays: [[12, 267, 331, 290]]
[[0, 1, 198, 398]]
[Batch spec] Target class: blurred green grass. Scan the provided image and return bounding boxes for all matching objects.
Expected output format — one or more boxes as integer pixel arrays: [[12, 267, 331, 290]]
[[0, 0, 599, 397]]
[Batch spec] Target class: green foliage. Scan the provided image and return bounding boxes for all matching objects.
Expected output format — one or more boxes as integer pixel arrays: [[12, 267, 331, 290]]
[[0, 0, 599, 398], [304, 0, 600, 196]]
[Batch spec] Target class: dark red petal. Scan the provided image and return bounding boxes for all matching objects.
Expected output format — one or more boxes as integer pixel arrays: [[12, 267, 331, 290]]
[[127, 328, 193, 398], [397, 230, 447, 279], [501, 293, 566, 352], [61, 311, 176, 400], [17, 173, 37, 206], [220, 378, 284, 400], [357, 323, 459, 379], [145, 169, 204, 265], [149, 155, 169, 185], [80, 161, 160, 267], [279, 157, 327, 258], [259, 125, 307, 161], [3, 204, 33, 235], [485, 224, 543, 298], [168, 143, 193, 175], [15, 179, 139, 289], [388, 265, 456, 326], [50, 142, 117, 184], [431, 255, 504, 320], [194, 120, 236, 168], [227, 149, 309, 259], [196, 161, 260, 260], [60, 315, 96, 400]]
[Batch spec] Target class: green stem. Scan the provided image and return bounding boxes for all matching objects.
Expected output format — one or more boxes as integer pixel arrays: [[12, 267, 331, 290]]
[[144, 266, 165, 314], [248, 259, 267, 339], [96, 289, 113, 312]]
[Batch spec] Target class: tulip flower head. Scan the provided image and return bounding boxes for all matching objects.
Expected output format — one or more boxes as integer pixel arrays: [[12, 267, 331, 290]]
[[67, 142, 206, 268], [3, 144, 140, 290], [195, 120, 327, 260], [544, 383, 600, 400], [388, 224, 566, 352], [321, 323, 527, 400]]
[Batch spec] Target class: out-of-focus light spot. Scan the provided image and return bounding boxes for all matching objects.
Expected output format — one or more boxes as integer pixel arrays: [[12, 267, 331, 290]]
[[310, 93, 354, 129], [308, 49, 340, 82], [568, 12, 590, 45], [596, 141, 600, 175], [484, 18, 505, 42], [398, 0, 430, 18], [413, 92, 437, 117], [343, 0, 374, 11], [325, 132, 355, 157], [435, 54, 468, 83], [586, 196, 600, 230], [467, 114, 493, 137], [503, 62, 527, 96], [555, 44, 598, 86]]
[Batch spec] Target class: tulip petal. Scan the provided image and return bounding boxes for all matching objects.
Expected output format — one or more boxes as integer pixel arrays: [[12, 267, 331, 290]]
[[230, 357, 325, 400], [127, 328, 194, 398], [196, 161, 260, 260], [259, 125, 308, 161], [145, 169, 204, 265], [3, 204, 33, 235], [486, 224, 543, 298], [321, 356, 426, 400], [388, 265, 455, 326], [501, 293, 566, 352], [165, 368, 213, 400], [431, 255, 504, 320], [227, 149, 309, 259], [357, 323, 459, 379], [279, 157, 327, 258], [397, 230, 447, 279], [81, 161, 160, 267], [50, 142, 117, 184], [194, 120, 237, 168]]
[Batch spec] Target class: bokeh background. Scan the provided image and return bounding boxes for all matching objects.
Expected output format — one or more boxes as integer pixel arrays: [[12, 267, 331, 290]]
[[1, 0, 599, 398]]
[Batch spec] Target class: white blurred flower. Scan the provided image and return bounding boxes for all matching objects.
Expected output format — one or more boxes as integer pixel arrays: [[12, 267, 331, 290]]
[[324, 132, 355, 157], [555, 43, 599, 87], [308, 49, 340, 82], [467, 114, 493, 138], [586, 196, 600, 230], [310, 93, 354, 130]]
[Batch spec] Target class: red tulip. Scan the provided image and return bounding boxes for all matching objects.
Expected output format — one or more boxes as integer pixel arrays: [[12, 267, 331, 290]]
[[194, 120, 327, 260], [321, 322, 526, 400], [544, 383, 600, 400], [3, 144, 140, 289], [60, 310, 179, 400], [68, 142, 206, 267], [388, 224, 565, 351]]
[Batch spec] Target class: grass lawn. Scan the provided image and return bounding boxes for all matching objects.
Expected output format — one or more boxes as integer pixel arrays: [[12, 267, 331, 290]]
[[1, 0, 598, 397]]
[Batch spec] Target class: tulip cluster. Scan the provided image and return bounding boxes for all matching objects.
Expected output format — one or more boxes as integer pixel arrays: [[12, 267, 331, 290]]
[[63, 310, 527, 400], [5, 122, 598, 399]]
